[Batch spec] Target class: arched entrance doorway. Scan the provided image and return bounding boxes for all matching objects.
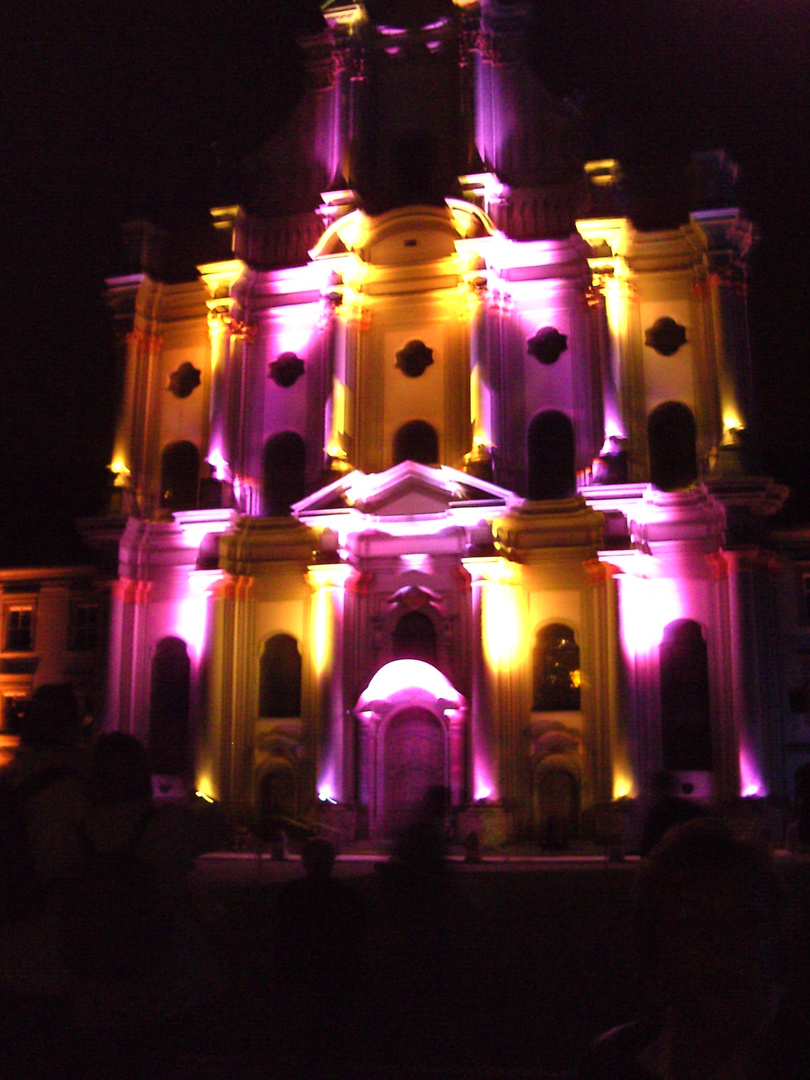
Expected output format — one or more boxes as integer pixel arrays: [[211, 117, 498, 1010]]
[[354, 659, 466, 840], [383, 707, 446, 836]]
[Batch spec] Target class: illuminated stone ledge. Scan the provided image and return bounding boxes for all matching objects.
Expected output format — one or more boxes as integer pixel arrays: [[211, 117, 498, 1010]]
[[218, 517, 319, 574], [628, 485, 726, 557], [493, 496, 605, 556]]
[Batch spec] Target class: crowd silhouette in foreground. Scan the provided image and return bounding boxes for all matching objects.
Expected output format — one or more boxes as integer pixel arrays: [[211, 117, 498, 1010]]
[[2, 684, 810, 1079], [582, 816, 808, 1079], [0, 684, 224, 1077]]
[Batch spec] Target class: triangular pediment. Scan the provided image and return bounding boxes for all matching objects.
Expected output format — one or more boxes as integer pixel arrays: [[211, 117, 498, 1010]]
[[291, 471, 366, 514], [293, 462, 514, 520], [348, 461, 457, 516]]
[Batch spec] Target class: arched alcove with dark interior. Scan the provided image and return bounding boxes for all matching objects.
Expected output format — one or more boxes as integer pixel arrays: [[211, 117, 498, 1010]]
[[660, 618, 712, 771], [258, 634, 302, 718], [160, 441, 200, 510], [149, 636, 191, 774], [393, 420, 439, 466], [527, 411, 576, 500], [392, 610, 439, 666], [648, 401, 698, 491], [262, 432, 306, 515]]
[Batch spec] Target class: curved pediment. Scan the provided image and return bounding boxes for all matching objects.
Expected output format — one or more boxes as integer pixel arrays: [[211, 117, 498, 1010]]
[[310, 200, 495, 267], [360, 205, 460, 265]]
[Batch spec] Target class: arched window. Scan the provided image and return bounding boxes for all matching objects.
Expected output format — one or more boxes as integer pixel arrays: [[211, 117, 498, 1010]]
[[392, 610, 438, 666], [259, 634, 302, 718], [393, 420, 439, 466], [648, 401, 698, 491], [263, 432, 306, 515], [160, 441, 199, 510], [660, 619, 712, 771], [533, 623, 581, 711], [527, 411, 576, 501], [149, 636, 190, 774]]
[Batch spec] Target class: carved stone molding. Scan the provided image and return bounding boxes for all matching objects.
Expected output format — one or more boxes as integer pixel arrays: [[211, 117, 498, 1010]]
[[126, 327, 162, 350], [207, 309, 256, 344]]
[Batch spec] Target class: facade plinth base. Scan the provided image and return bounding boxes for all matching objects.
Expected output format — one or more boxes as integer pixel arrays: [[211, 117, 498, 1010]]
[[456, 805, 515, 849], [315, 802, 358, 847]]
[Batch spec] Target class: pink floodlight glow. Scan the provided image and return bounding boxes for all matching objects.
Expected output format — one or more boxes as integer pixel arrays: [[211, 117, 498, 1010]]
[[604, 416, 625, 440], [617, 574, 688, 660], [173, 588, 209, 663], [739, 748, 765, 798], [206, 447, 229, 481], [400, 553, 433, 573], [318, 753, 341, 804], [473, 749, 497, 802]]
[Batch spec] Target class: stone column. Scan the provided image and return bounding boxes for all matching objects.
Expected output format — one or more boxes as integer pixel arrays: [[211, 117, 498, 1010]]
[[306, 563, 352, 804]]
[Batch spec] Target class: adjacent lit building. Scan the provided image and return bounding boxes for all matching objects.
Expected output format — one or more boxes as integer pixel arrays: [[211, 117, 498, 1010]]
[[0, 566, 105, 765], [94, 0, 800, 840]]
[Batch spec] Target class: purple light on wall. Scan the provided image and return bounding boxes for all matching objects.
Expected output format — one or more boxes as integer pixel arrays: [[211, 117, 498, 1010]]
[[474, 774, 494, 802], [603, 414, 626, 443], [207, 446, 229, 481], [172, 570, 217, 663], [617, 573, 688, 661], [739, 747, 765, 797]]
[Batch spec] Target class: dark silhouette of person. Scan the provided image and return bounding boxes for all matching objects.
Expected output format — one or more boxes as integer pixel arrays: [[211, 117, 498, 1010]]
[[61, 732, 222, 1079], [787, 762, 810, 852], [0, 683, 88, 1078], [377, 785, 460, 1067], [272, 837, 367, 1072], [392, 783, 451, 872], [639, 770, 704, 856], [580, 817, 809, 1079]]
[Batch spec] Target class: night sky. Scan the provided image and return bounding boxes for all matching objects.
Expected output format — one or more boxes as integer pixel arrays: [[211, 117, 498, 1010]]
[[3, 0, 809, 565]]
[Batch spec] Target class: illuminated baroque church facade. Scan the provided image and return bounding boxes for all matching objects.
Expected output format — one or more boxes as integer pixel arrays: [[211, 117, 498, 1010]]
[[101, 0, 794, 840]]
